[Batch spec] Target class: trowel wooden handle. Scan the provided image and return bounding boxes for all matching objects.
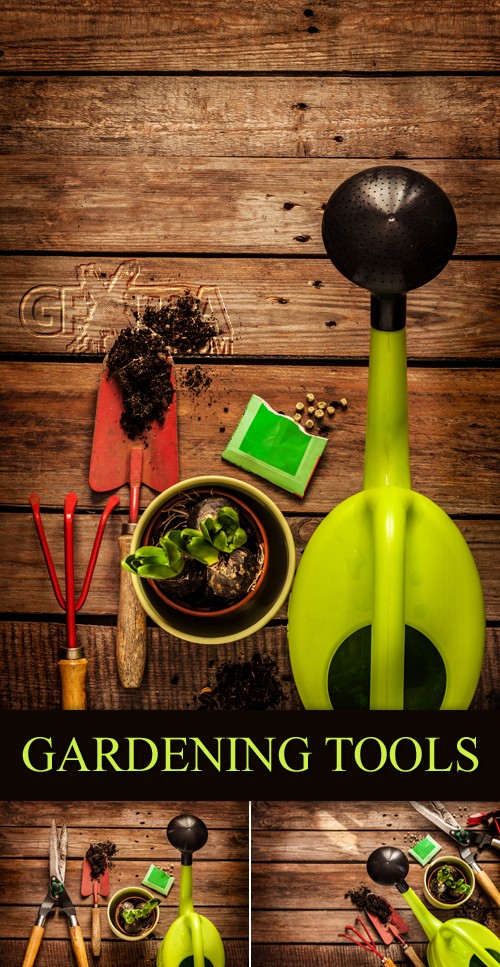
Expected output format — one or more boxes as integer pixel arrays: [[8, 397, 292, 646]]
[[22, 924, 44, 966], [59, 657, 87, 710], [402, 945, 426, 967], [382, 958, 398, 966], [69, 923, 90, 967], [91, 905, 101, 956], [475, 867, 500, 907], [117, 531, 147, 688]]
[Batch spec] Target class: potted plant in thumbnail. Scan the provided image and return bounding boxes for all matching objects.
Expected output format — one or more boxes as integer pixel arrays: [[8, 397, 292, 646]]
[[107, 886, 160, 940], [424, 856, 475, 909]]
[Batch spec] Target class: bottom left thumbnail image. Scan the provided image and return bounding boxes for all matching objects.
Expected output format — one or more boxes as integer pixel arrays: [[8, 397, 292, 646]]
[[0, 800, 249, 966]]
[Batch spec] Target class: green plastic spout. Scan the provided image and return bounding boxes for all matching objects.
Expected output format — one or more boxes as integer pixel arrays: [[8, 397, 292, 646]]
[[178, 864, 194, 917], [363, 326, 412, 491], [402, 886, 441, 941]]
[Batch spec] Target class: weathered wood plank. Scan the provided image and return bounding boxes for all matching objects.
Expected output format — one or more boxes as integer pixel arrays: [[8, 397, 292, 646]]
[[0, 800, 247, 828], [0, 622, 497, 710], [2, 76, 498, 159], [0, 905, 247, 940], [0, 363, 498, 515], [251, 800, 500, 830], [1, 0, 498, 72], [0, 939, 248, 967], [251, 946, 424, 967], [252, 907, 500, 944], [0, 514, 498, 617], [0, 859, 248, 909], [252, 836, 500, 868], [0, 827, 248, 860], [2, 256, 499, 360], [0, 159, 498, 254]]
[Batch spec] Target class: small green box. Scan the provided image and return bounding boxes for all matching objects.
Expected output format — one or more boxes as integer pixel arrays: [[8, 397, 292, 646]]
[[142, 864, 175, 896], [408, 835, 441, 867]]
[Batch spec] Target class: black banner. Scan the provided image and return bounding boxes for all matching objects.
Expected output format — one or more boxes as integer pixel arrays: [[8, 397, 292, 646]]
[[3, 710, 498, 800]]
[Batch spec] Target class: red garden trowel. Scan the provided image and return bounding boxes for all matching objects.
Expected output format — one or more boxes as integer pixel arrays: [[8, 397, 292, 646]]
[[89, 361, 179, 688], [366, 904, 426, 966], [81, 851, 110, 957]]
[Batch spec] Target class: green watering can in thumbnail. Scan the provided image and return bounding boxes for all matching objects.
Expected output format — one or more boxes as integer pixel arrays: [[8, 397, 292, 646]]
[[156, 815, 225, 967], [368, 847, 500, 967], [288, 166, 485, 710]]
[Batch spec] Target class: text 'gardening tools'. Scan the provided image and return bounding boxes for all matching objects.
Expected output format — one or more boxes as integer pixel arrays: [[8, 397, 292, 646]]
[[367, 846, 500, 967], [409, 801, 500, 907], [30, 492, 119, 709], [22, 821, 89, 967], [157, 815, 225, 967], [89, 360, 178, 688], [288, 166, 485, 710]]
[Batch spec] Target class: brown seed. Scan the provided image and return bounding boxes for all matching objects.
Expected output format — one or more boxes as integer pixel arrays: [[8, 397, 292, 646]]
[[305, 419, 314, 429], [306, 392, 315, 403], [295, 402, 305, 412], [318, 401, 327, 409], [326, 405, 335, 416], [294, 412, 302, 422], [307, 406, 315, 415], [314, 409, 324, 420], [340, 397, 348, 408]]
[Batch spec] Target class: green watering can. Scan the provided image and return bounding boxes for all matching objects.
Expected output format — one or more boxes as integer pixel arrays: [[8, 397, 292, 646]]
[[288, 166, 485, 709], [367, 846, 500, 967], [156, 815, 225, 967]]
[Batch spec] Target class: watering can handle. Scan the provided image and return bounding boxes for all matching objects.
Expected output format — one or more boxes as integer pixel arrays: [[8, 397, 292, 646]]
[[441, 922, 500, 967], [475, 867, 500, 908], [189, 913, 205, 967]]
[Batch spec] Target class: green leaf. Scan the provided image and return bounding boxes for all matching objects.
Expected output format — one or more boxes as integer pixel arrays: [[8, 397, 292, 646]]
[[184, 533, 219, 565], [121, 538, 184, 580]]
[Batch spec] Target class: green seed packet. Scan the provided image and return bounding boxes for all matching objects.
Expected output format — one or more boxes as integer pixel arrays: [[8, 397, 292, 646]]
[[142, 864, 175, 895], [408, 835, 442, 867], [222, 395, 327, 498]]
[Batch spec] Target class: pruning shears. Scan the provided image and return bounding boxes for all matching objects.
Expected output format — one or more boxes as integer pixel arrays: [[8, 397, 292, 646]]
[[410, 801, 500, 908], [22, 822, 89, 967]]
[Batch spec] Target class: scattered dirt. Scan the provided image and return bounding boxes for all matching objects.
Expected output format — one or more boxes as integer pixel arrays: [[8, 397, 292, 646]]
[[86, 841, 118, 880], [198, 653, 286, 710], [459, 895, 491, 925], [105, 291, 218, 439], [345, 885, 393, 924]]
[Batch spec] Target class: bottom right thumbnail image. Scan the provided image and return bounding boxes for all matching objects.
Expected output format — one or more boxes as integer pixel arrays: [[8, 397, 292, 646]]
[[251, 801, 500, 966]]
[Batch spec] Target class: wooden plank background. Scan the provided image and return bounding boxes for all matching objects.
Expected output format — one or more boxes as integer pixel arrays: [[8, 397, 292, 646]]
[[251, 801, 500, 965], [0, 800, 248, 965], [0, 0, 499, 726]]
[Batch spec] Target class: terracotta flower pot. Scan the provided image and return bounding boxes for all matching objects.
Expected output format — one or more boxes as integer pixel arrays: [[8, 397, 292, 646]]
[[130, 475, 296, 644], [143, 486, 268, 617], [423, 855, 475, 910], [107, 886, 160, 941]]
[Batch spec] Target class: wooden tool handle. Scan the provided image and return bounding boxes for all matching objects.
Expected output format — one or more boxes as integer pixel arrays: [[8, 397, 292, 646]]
[[403, 945, 426, 967], [22, 924, 44, 967], [59, 657, 87, 710], [382, 958, 398, 967], [91, 906, 101, 957], [116, 532, 147, 688], [69, 924, 90, 967], [475, 867, 500, 907]]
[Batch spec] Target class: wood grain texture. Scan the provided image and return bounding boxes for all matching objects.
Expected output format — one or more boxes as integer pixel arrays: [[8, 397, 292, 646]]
[[0, 159, 498, 254], [1, 905, 246, 940], [0, 514, 499, 617], [251, 946, 427, 967], [0, 622, 497, 710], [251, 799, 500, 830], [1, 939, 248, 967], [1, 0, 498, 72], [1, 76, 498, 159], [0, 827, 248, 859], [2, 256, 499, 360], [0, 800, 248, 827], [1, 363, 498, 514], [251, 801, 500, 958], [0, 859, 248, 910]]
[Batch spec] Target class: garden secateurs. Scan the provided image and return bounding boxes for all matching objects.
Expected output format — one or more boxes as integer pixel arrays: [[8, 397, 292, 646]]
[[409, 801, 500, 907], [29, 491, 119, 709], [22, 821, 89, 967]]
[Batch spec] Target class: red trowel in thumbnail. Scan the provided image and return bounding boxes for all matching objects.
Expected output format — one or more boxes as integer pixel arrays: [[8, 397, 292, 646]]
[[89, 360, 178, 687]]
